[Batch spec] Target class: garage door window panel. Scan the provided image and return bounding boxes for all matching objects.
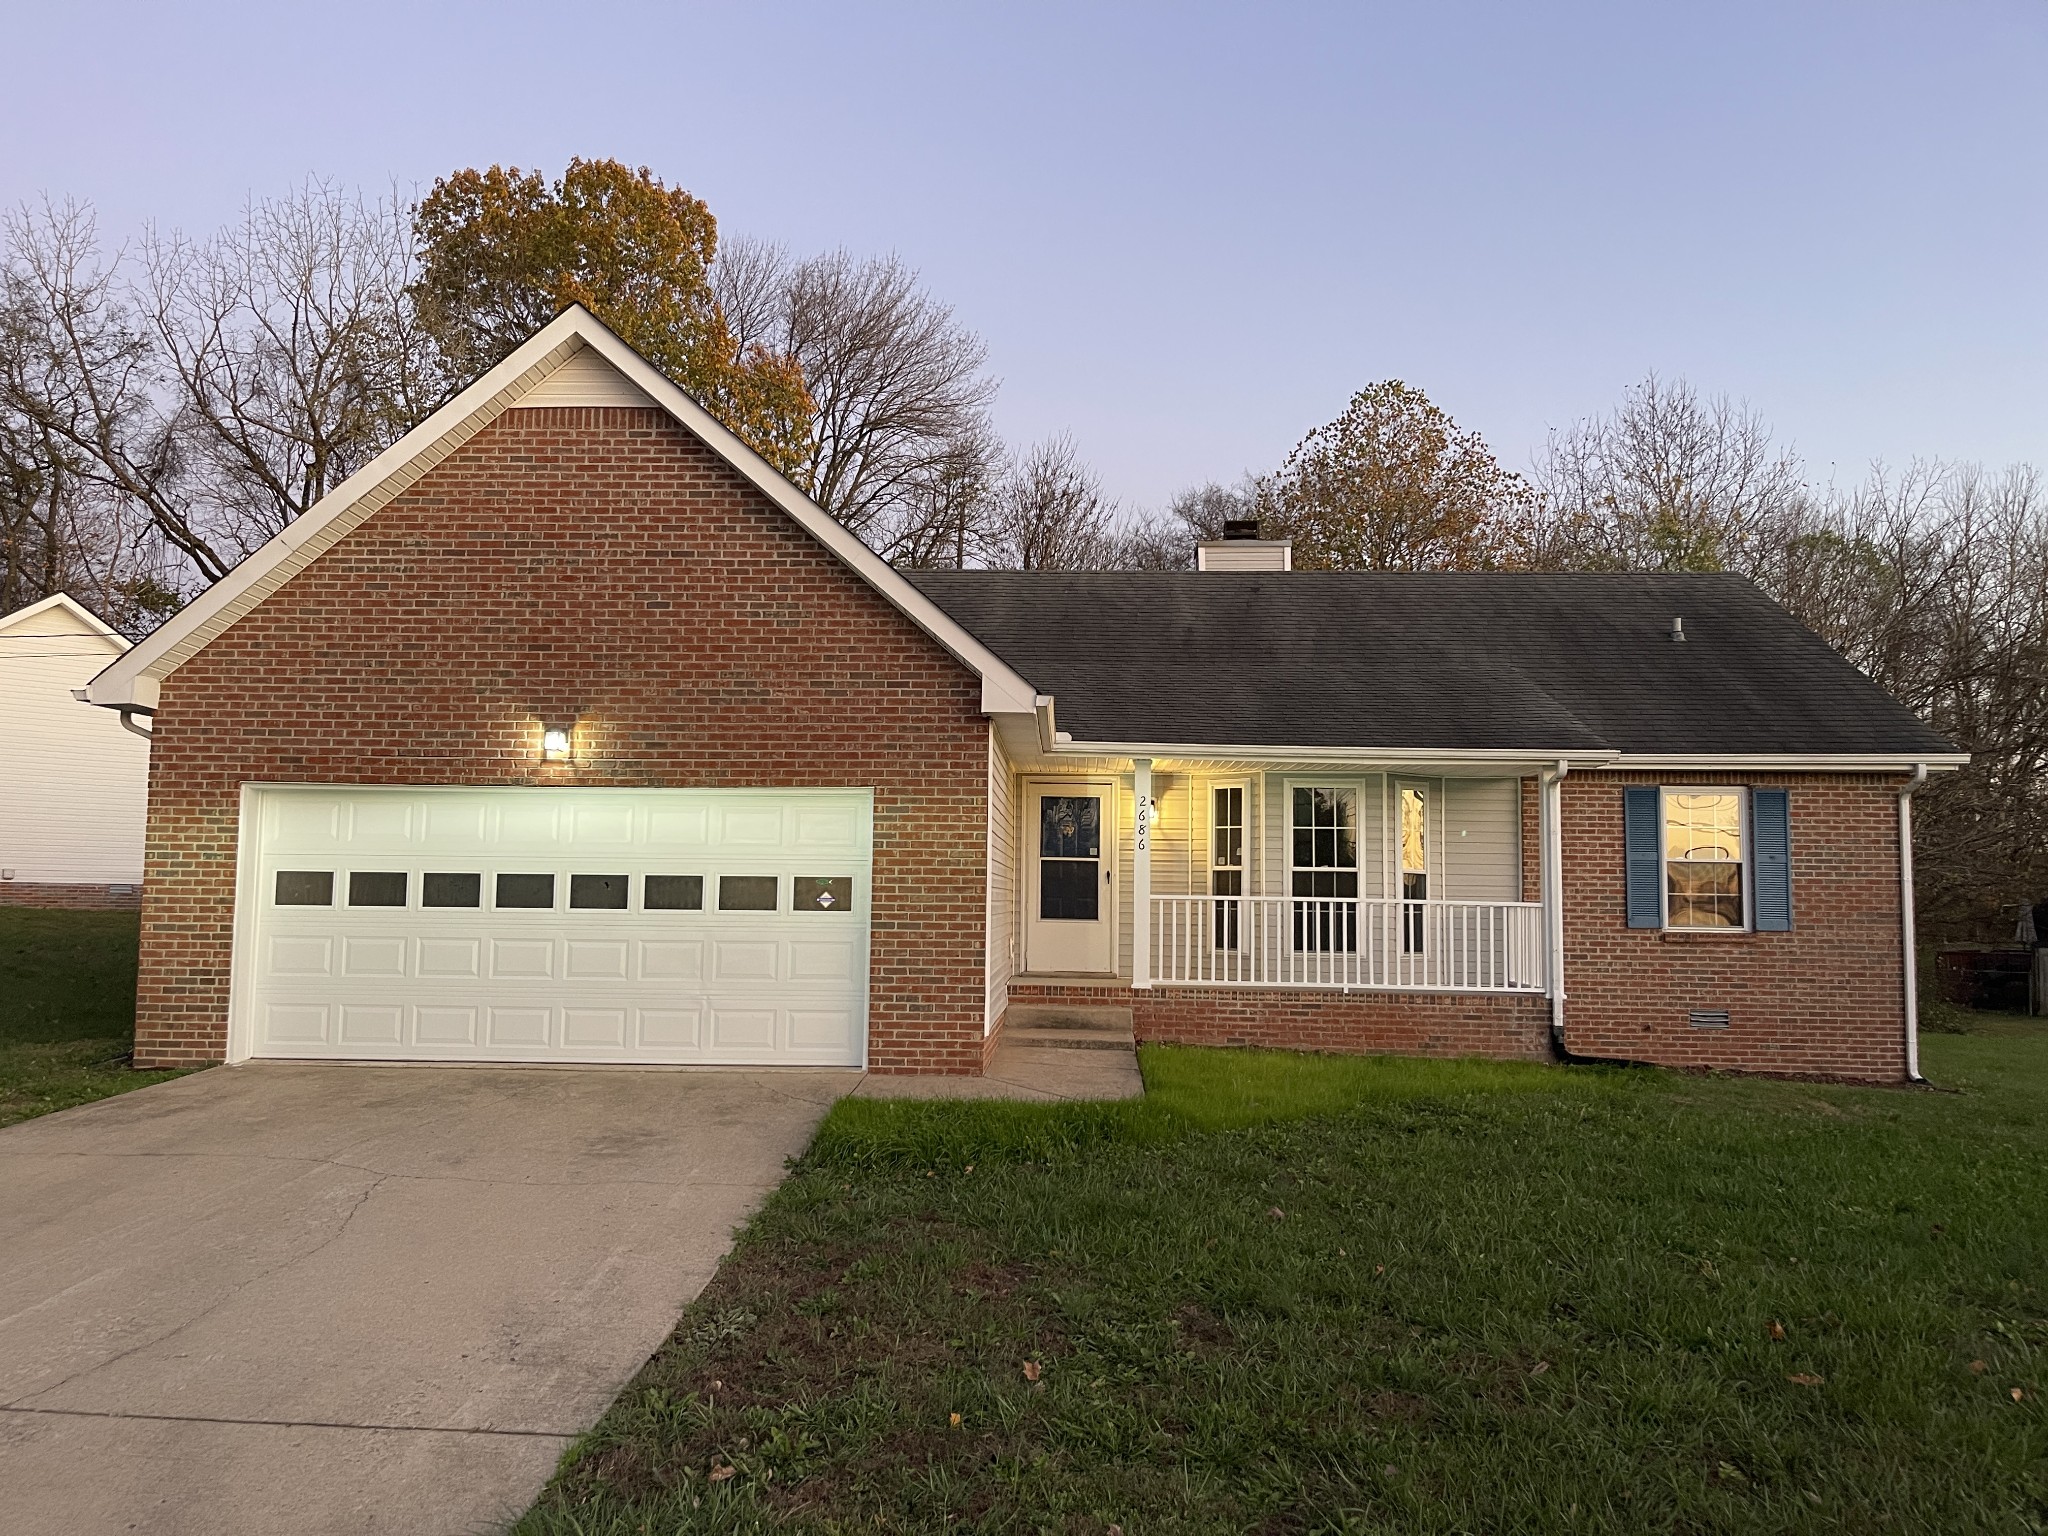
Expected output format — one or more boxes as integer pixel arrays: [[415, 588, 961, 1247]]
[[570, 874, 630, 910], [348, 871, 408, 907], [423, 872, 482, 908], [720, 875, 780, 912], [496, 873, 556, 910], [275, 871, 334, 906], [794, 876, 854, 913], [644, 875, 704, 911]]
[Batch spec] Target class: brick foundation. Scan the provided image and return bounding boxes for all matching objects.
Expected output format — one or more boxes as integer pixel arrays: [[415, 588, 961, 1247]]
[[0, 882, 143, 910], [1135, 986, 1553, 1059], [135, 406, 989, 1073]]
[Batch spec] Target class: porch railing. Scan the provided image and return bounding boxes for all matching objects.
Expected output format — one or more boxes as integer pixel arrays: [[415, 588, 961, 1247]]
[[1149, 896, 1547, 992]]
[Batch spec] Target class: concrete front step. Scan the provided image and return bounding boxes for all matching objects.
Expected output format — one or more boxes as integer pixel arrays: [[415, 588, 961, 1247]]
[[1007, 1027, 1136, 1051], [1005, 1003, 1134, 1034]]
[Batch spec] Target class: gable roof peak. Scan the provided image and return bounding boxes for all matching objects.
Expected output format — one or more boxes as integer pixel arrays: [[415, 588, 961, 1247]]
[[85, 307, 1035, 716]]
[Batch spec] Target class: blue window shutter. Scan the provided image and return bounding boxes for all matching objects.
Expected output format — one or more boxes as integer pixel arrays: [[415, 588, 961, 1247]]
[[1624, 787, 1664, 929], [1752, 789, 1792, 931]]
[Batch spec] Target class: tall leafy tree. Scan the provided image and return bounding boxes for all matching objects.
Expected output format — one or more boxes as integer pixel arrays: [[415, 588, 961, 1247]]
[[1259, 382, 1535, 570], [412, 159, 811, 474]]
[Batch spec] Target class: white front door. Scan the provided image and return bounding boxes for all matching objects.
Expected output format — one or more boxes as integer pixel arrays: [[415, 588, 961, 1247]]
[[235, 785, 871, 1065], [1023, 780, 1117, 974]]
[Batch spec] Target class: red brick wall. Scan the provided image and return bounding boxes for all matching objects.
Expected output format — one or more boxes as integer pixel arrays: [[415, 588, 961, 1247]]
[[1557, 771, 1908, 1082], [136, 406, 989, 1072], [0, 882, 142, 910], [1135, 987, 1552, 1059]]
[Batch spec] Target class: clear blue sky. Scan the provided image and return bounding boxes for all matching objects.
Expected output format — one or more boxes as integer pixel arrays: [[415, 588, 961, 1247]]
[[7, 1, 2045, 510]]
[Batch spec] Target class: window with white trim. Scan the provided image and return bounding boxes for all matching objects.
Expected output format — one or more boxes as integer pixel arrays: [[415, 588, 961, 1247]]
[[1663, 789, 1745, 929], [1398, 784, 1428, 952], [1291, 786, 1358, 951], [1211, 784, 1244, 948]]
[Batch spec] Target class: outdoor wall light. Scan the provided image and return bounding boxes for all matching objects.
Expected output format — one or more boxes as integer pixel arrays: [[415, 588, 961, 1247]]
[[541, 726, 573, 763]]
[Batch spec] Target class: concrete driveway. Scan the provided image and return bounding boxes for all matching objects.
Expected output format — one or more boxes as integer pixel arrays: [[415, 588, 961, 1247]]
[[0, 1063, 848, 1536]]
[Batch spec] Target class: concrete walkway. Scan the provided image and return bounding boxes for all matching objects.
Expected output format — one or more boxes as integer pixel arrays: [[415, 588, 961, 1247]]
[[854, 1005, 1144, 1102], [0, 1063, 847, 1536]]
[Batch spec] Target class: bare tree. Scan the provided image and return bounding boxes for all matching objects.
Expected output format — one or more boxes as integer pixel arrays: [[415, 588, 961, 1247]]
[[1164, 478, 1261, 544], [138, 182, 445, 553], [981, 436, 1116, 570], [1529, 374, 1808, 572], [713, 240, 1000, 559], [875, 416, 1005, 569], [0, 199, 217, 589], [2, 187, 442, 592]]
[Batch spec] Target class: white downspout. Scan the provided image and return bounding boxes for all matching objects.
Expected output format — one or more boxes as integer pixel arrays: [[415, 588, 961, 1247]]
[[1541, 759, 1570, 1051], [1133, 758, 1153, 989], [1899, 763, 1928, 1083]]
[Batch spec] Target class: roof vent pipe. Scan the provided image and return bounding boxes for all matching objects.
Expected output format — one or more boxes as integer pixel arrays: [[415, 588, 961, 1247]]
[[1670, 617, 1687, 642]]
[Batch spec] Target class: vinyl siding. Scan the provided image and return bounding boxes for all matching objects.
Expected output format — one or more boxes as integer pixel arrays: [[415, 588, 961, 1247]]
[[1441, 777, 1522, 900], [0, 606, 147, 885]]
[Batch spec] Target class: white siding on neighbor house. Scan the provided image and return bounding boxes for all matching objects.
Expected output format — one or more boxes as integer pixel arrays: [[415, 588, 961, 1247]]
[[1440, 777, 1522, 901], [986, 729, 1016, 1032], [0, 600, 148, 886]]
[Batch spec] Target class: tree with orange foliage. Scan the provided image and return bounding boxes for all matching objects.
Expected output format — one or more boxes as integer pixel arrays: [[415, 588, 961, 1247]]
[[412, 159, 811, 475], [1260, 381, 1537, 570]]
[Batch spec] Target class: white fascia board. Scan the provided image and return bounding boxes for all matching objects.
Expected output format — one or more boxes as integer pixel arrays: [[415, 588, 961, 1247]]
[[86, 306, 1040, 717], [1047, 740, 1621, 768], [1610, 753, 1969, 772]]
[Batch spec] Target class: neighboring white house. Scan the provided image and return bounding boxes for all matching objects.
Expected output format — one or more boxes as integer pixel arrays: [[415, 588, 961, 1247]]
[[0, 594, 149, 906]]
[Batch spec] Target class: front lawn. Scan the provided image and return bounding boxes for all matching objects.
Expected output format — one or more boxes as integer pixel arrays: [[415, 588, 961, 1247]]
[[522, 1032, 2048, 1533], [0, 907, 187, 1127]]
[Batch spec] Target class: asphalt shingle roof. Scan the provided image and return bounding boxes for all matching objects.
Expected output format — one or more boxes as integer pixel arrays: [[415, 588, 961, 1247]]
[[905, 570, 1954, 757]]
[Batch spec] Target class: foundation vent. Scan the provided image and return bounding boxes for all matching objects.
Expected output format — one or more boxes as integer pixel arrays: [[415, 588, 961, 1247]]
[[1688, 1008, 1732, 1031]]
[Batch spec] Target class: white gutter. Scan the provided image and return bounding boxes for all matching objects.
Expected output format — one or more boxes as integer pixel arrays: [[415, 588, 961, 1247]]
[[1612, 753, 1968, 772], [1541, 758, 1570, 1050], [1899, 763, 1928, 1083], [1033, 695, 1059, 754], [1045, 740, 1618, 769]]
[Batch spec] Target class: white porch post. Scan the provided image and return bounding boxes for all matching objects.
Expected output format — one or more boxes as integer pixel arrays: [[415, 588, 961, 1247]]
[[1133, 758, 1153, 989]]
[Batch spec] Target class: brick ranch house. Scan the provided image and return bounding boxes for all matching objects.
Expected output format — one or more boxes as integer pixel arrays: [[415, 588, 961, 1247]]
[[84, 307, 1964, 1082]]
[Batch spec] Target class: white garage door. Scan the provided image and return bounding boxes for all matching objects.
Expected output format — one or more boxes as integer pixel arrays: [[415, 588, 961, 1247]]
[[236, 786, 871, 1065]]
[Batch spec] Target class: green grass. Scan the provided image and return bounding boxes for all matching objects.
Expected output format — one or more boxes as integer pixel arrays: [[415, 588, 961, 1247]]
[[522, 1035, 2048, 1534], [0, 908, 188, 1127]]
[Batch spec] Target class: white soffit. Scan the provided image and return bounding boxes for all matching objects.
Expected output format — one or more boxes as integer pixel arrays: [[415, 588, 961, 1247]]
[[86, 309, 1039, 717]]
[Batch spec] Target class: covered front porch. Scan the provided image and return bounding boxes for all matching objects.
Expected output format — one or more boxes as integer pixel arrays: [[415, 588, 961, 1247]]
[[989, 739, 1573, 1056]]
